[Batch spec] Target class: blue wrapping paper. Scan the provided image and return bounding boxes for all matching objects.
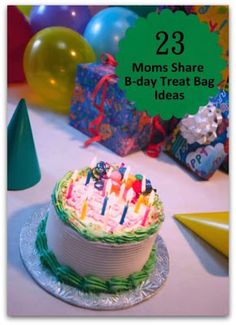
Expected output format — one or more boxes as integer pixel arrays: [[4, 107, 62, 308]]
[[166, 89, 229, 180], [69, 63, 152, 157]]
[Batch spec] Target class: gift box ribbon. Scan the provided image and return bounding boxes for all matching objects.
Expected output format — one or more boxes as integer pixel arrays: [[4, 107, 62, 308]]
[[145, 117, 166, 158], [84, 53, 117, 147], [83, 53, 166, 158]]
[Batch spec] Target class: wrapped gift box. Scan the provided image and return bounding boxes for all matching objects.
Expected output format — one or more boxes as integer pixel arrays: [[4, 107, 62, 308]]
[[165, 89, 229, 180], [210, 89, 229, 173], [69, 62, 152, 157]]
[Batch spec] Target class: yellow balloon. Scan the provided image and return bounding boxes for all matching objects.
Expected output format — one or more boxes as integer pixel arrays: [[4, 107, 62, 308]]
[[23, 27, 96, 114], [17, 5, 33, 18]]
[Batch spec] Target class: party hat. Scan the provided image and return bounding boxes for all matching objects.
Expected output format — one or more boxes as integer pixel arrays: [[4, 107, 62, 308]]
[[174, 212, 229, 257], [8, 99, 41, 190]]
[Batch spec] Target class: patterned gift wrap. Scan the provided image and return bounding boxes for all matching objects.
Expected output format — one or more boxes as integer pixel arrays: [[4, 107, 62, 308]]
[[211, 89, 229, 174], [69, 63, 152, 157], [165, 89, 229, 180], [192, 5, 229, 91]]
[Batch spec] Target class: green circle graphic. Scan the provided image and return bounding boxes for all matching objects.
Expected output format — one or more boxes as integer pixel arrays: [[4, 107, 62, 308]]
[[115, 10, 226, 119]]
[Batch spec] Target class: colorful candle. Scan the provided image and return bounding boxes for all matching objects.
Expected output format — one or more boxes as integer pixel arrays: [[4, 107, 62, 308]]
[[66, 181, 74, 199], [134, 194, 144, 213], [106, 167, 113, 178], [148, 190, 155, 205], [119, 183, 126, 200], [101, 179, 112, 216], [141, 207, 151, 226], [85, 170, 92, 186], [119, 188, 134, 225], [101, 196, 108, 216], [141, 175, 146, 192], [141, 190, 155, 226], [123, 166, 130, 182], [80, 199, 88, 221], [85, 157, 97, 185]]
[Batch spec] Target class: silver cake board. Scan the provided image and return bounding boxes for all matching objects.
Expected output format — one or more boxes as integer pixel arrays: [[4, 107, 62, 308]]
[[20, 205, 169, 310]]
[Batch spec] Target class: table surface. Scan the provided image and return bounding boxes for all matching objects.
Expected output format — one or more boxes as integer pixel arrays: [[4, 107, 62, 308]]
[[7, 85, 229, 316]]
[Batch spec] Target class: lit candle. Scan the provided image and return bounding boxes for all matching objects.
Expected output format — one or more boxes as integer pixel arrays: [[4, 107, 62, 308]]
[[80, 199, 88, 221], [141, 190, 155, 226], [80, 186, 92, 221], [141, 206, 150, 227], [106, 166, 113, 178], [101, 179, 112, 216], [134, 194, 144, 213], [133, 175, 146, 213], [123, 166, 130, 182], [148, 190, 155, 205], [66, 181, 74, 199], [141, 175, 146, 192], [119, 188, 134, 225], [85, 157, 97, 185], [119, 183, 126, 200]]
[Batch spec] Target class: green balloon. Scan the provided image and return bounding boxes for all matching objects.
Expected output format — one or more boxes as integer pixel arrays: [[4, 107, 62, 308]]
[[24, 27, 96, 114], [17, 5, 33, 18], [122, 6, 157, 17]]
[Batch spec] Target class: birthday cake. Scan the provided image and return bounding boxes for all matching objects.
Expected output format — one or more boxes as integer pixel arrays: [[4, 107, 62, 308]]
[[36, 160, 164, 294]]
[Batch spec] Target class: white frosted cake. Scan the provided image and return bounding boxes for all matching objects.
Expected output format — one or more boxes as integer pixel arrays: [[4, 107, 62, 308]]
[[36, 160, 164, 293]]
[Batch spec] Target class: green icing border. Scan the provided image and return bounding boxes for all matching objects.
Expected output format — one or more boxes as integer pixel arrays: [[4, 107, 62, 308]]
[[52, 169, 165, 244], [36, 215, 157, 294]]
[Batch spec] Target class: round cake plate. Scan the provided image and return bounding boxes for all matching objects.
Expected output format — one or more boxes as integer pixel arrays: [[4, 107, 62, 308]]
[[20, 205, 169, 310]]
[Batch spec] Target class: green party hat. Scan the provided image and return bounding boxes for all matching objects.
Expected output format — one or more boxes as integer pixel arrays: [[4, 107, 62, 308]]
[[7, 98, 41, 190]]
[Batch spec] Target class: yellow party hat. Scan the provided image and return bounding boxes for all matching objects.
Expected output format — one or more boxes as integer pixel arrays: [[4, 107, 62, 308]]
[[174, 212, 229, 257]]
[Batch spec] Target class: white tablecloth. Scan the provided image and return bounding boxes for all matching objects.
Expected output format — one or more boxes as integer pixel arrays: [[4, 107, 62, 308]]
[[7, 85, 229, 316]]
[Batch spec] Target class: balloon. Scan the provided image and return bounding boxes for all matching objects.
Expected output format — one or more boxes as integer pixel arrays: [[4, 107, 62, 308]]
[[7, 6, 33, 84], [29, 5, 91, 34], [17, 5, 33, 18], [23, 27, 96, 114], [122, 6, 157, 17], [84, 7, 138, 59], [89, 5, 108, 16]]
